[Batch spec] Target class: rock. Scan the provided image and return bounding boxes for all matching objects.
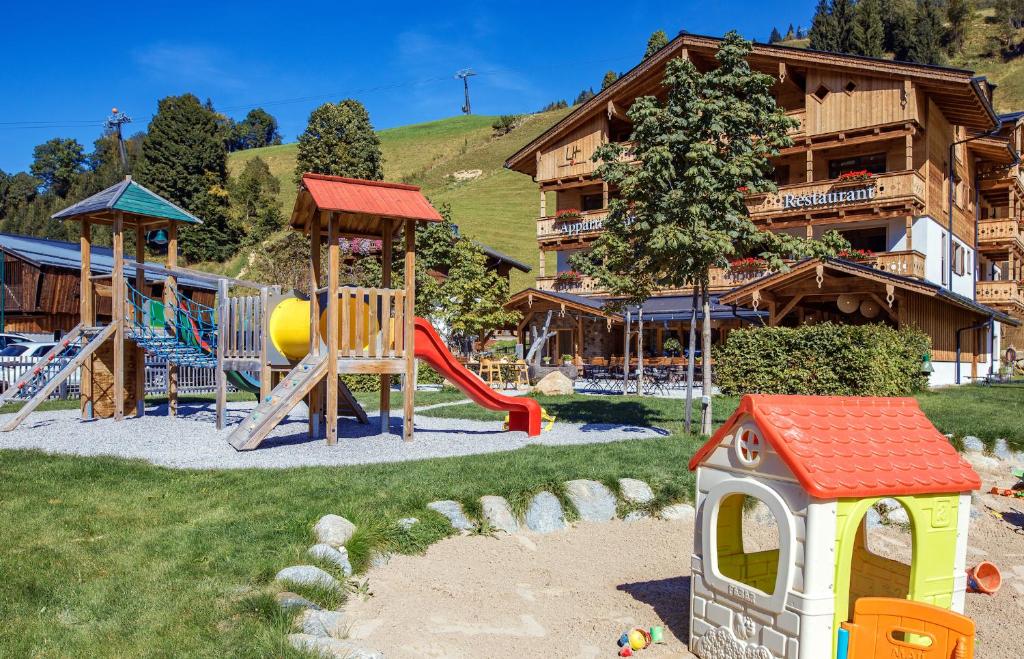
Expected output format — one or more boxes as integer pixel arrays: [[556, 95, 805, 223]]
[[964, 452, 1001, 472], [288, 633, 383, 659], [883, 507, 910, 526], [308, 544, 353, 577], [876, 498, 901, 513], [369, 552, 392, 568], [427, 500, 474, 532], [525, 491, 567, 533], [296, 609, 348, 638], [623, 510, 648, 522], [961, 435, 984, 453], [865, 508, 882, 529], [747, 501, 776, 525], [314, 514, 356, 548], [397, 517, 419, 530], [275, 565, 342, 592], [563, 480, 616, 522], [618, 478, 654, 504], [480, 495, 519, 533], [451, 169, 483, 182], [534, 371, 574, 396], [992, 439, 1014, 462], [276, 591, 321, 612], [659, 503, 696, 522]]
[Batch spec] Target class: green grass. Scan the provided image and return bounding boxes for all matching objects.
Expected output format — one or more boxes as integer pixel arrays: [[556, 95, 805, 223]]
[[228, 109, 571, 293]]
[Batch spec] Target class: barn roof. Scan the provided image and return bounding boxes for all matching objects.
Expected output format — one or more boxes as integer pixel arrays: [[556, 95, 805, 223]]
[[0, 233, 215, 291], [52, 178, 202, 225], [689, 394, 981, 498], [291, 174, 443, 234]]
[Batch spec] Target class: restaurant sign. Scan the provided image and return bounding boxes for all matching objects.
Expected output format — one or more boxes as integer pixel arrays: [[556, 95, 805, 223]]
[[555, 214, 634, 237], [782, 185, 876, 209]]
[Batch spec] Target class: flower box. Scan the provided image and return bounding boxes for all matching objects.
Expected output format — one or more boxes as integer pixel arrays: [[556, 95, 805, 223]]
[[833, 170, 874, 186], [729, 257, 769, 274], [837, 248, 874, 262], [555, 208, 582, 221]]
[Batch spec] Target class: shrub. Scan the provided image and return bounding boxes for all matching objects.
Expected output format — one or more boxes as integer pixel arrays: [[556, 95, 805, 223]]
[[340, 364, 444, 393], [715, 322, 930, 396], [491, 114, 523, 136]]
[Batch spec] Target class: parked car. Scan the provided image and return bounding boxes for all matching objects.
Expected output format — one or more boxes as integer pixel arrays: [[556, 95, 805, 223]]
[[0, 341, 80, 394], [0, 333, 29, 350]]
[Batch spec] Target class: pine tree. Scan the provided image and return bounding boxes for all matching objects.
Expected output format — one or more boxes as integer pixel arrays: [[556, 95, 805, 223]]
[[945, 0, 972, 54], [785, 23, 796, 40], [850, 0, 885, 57], [908, 0, 948, 65], [769, 27, 783, 43], [643, 30, 669, 59], [601, 70, 619, 89], [809, 0, 840, 51], [135, 94, 238, 262], [295, 99, 383, 183], [885, 0, 917, 60], [832, 0, 857, 53], [573, 87, 596, 105]]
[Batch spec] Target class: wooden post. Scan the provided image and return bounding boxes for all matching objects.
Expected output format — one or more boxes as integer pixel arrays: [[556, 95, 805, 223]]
[[539, 188, 546, 218], [637, 313, 644, 395], [215, 278, 228, 430], [602, 180, 609, 208], [259, 286, 273, 402], [805, 150, 814, 183], [112, 213, 125, 421], [80, 220, 94, 419], [308, 214, 323, 438], [905, 216, 914, 252], [539, 250, 546, 278], [166, 223, 178, 416], [379, 218, 393, 433], [134, 225, 146, 417], [325, 213, 340, 445], [403, 219, 416, 441], [623, 309, 631, 394]]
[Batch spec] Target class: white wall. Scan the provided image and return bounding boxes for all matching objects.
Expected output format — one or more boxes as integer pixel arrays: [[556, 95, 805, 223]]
[[900, 216, 975, 296]]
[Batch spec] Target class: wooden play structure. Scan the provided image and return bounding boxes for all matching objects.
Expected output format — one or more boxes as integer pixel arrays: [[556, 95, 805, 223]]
[[687, 394, 982, 659]]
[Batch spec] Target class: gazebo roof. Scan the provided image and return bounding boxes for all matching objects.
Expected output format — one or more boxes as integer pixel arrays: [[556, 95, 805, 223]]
[[52, 178, 202, 226]]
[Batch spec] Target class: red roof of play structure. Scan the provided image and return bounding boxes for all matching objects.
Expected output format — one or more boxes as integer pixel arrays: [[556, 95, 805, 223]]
[[301, 174, 443, 222], [689, 395, 981, 498]]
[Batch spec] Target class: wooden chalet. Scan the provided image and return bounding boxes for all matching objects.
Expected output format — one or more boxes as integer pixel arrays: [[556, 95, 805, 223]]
[[504, 32, 1023, 385]]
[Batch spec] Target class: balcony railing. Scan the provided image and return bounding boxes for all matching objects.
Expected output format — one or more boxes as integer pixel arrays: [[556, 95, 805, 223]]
[[976, 280, 1024, 311], [746, 170, 927, 218], [537, 209, 609, 241], [863, 250, 927, 280], [977, 218, 1024, 252], [786, 109, 806, 137]]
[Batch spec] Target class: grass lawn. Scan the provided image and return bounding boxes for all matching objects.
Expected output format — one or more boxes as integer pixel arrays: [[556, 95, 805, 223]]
[[2, 384, 1019, 655]]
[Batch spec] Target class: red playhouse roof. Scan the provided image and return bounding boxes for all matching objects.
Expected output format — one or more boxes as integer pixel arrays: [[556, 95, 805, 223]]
[[300, 174, 444, 223], [689, 395, 981, 499]]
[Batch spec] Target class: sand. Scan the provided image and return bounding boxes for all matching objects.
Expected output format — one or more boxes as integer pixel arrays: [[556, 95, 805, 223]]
[[340, 473, 1024, 659]]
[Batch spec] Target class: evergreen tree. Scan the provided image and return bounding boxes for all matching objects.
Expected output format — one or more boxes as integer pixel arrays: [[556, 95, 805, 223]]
[[832, 0, 857, 53], [886, 0, 917, 60], [578, 32, 842, 433], [809, 0, 840, 51], [785, 23, 796, 40], [601, 70, 619, 90], [135, 94, 239, 262], [230, 157, 283, 246], [643, 30, 669, 59], [945, 0, 972, 55], [29, 138, 85, 197], [294, 99, 384, 183], [850, 0, 885, 57], [573, 87, 596, 105], [769, 27, 783, 43], [908, 0, 948, 64]]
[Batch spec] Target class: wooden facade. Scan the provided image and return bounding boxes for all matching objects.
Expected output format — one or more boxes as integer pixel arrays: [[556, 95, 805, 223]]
[[505, 33, 1021, 380]]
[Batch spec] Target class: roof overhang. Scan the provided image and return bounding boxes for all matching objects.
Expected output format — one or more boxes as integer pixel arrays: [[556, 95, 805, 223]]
[[505, 288, 621, 321]]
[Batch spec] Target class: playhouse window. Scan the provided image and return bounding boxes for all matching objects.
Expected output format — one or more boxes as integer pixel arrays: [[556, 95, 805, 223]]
[[715, 494, 782, 596]]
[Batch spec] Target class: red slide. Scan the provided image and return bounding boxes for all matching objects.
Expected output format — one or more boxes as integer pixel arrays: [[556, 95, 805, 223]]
[[413, 318, 542, 436]]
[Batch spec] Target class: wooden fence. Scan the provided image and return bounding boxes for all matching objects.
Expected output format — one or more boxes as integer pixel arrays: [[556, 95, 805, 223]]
[[335, 287, 407, 360]]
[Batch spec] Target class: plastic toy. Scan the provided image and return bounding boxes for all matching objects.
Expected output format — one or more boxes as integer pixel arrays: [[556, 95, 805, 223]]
[[965, 561, 1001, 595], [687, 395, 983, 659]]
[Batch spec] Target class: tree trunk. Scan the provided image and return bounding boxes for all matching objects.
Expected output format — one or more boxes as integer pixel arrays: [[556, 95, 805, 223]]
[[684, 286, 698, 433], [525, 310, 555, 367], [700, 283, 713, 435]]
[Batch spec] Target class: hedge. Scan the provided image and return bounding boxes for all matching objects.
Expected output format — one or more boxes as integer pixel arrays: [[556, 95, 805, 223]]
[[715, 322, 931, 397], [340, 364, 445, 393]]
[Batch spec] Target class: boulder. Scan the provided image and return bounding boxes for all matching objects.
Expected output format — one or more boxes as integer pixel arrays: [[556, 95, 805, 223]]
[[964, 452, 1001, 472], [275, 565, 342, 592], [481, 495, 520, 533], [564, 480, 617, 522], [534, 371, 574, 396], [865, 508, 883, 530], [876, 498, 901, 513], [993, 439, 1014, 462], [618, 478, 655, 504], [659, 503, 696, 522], [296, 609, 348, 638], [308, 544, 353, 577], [369, 552, 392, 569], [314, 514, 356, 548], [397, 517, 419, 530], [276, 591, 321, 612], [883, 507, 910, 526], [525, 491, 567, 533], [427, 500, 474, 532], [961, 436, 984, 453], [288, 634, 383, 659]]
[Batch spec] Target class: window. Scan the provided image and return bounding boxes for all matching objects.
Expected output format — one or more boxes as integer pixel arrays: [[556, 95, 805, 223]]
[[0, 345, 27, 357], [772, 164, 791, 186], [3, 260, 20, 286], [716, 493, 781, 596], [844, 81, 857, 94], [581, 193, 603, 212], [953, 242, 968, 277], [828, 153, 887, 179], [940, 232, 948, 286], [813, 84, 830, 101], [839, 227, 887, 253]]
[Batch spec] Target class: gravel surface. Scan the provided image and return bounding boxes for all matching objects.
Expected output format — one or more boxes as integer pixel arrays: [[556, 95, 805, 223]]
[[0, 401, 668, 470]]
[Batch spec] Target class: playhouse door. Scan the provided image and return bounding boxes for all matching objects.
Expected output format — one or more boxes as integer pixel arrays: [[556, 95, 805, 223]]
[[839, 597, 974, 659]]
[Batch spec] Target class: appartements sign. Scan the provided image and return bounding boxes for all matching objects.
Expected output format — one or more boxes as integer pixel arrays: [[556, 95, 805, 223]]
[[782, 184, 876, 209]]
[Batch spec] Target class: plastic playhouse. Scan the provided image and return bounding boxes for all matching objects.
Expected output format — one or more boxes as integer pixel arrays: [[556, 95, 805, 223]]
[[687, 394, 982, 659]]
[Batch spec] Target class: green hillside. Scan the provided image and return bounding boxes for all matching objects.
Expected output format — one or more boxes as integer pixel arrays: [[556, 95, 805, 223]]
[[228, 109, 571, 292]]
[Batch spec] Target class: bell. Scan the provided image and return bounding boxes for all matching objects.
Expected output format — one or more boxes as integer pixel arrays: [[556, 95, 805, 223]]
[[859, 298, 880, 319], [836, 294, 859, 314], [146, 229, 169, 254]]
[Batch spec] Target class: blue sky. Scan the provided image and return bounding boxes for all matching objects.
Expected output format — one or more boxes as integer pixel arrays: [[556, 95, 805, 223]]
[[0, 1, 816, 173]]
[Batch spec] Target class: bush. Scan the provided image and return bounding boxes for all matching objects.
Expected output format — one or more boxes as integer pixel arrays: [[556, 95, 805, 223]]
[[715, 323, 930, 397], [340, 364, 445, 393], [491, 114, 523, 136]]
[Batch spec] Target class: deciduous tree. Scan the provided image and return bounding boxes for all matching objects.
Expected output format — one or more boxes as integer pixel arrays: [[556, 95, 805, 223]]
[[295, 99, 383, 183], [230, 157, 283, 246], [29, 138, 85, 197]]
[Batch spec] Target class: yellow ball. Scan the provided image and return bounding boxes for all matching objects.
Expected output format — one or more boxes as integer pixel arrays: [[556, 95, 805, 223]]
[[628, 629, 646, 651]]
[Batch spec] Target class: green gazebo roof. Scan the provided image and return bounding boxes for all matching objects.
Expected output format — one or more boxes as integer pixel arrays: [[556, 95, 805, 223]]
[[52, 178, 202, 225]]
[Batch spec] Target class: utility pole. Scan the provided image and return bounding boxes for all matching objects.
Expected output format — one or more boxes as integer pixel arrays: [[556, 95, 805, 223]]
[[104, 108, 133, 172], [455, 69, 476, 114]]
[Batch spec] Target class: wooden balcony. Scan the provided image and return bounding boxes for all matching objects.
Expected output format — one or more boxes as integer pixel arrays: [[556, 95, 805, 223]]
[[786, 109, 806, 138], [977, 218, 1024, 255], [746, 170, 927, 221], [976, 280, 1024, 315], [537, 209, 609, 241], [863, 250, 927, 280]]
